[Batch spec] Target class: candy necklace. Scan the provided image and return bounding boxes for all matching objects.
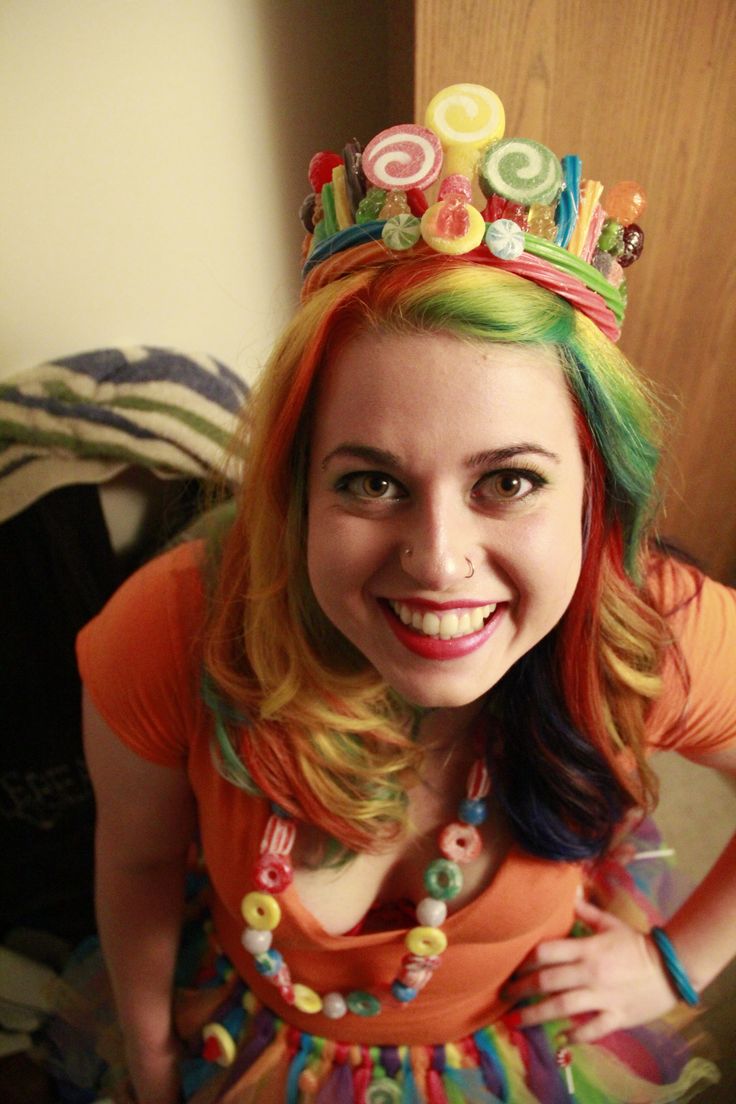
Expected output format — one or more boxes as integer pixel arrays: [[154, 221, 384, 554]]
[[204, 747, 578, 1098], [237, 754, 492, 1020]]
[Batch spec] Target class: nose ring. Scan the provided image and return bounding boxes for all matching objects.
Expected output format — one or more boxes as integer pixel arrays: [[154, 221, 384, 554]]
[[402, 546, 474, 578]]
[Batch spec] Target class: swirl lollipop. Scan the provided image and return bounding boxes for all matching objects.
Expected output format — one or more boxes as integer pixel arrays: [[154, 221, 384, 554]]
[[479, 138, 563, 207], [362, 124, 443, 192], [425, 83, 505, 179]]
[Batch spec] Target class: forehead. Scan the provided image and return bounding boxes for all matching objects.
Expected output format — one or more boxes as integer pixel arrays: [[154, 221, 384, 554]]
[[312, 330, 580, 453]]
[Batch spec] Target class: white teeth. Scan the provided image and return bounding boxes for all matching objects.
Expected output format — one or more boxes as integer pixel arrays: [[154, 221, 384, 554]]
[[422, 612, 441, 635], [389, 601, 497, 640], [439, 613, 459, 639]]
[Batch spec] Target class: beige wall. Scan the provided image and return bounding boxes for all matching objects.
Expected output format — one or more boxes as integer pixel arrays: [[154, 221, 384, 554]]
[[0, 0, 391, 383]]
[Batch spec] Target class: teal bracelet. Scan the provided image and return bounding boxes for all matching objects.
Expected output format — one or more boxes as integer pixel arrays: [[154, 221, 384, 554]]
[[650, 926, 700, 1007]]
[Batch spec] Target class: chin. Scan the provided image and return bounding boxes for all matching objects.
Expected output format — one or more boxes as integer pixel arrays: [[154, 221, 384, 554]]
[[381, 673, 495, 711]]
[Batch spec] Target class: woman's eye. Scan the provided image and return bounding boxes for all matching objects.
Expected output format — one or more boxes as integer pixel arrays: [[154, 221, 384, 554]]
[[475, 469, 544, 502], [337, 471, 403, 500]]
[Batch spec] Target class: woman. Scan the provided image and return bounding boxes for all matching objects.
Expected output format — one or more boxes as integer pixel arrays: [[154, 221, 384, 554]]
[[78, 85, 736, 1103]]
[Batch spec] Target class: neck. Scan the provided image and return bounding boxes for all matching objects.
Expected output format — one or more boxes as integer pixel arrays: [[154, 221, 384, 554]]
[[414, 697, 487, 753]]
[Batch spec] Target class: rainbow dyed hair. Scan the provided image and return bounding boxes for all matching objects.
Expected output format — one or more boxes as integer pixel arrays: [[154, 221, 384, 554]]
[[205, 258, 669, 861]]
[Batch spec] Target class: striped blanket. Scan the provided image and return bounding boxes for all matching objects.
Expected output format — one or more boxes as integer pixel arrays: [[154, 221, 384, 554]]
[[0, 346, 248, 524]]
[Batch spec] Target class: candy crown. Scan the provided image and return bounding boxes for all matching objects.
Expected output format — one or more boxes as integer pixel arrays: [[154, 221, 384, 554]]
[[300, 83, 647, 342]]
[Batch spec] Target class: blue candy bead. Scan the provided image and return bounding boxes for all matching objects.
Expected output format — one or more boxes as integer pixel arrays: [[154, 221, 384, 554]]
[[391, 980, 418, 1003], [254, 949, 284, 976], [459, 797, 487, 825]]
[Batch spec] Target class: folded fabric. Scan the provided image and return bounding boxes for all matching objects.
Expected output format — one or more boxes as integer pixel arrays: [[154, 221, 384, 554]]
[[0, 346, 248, 523]]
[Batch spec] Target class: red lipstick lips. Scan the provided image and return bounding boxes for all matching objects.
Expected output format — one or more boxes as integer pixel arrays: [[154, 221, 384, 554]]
[[380, 600, 504, 660]]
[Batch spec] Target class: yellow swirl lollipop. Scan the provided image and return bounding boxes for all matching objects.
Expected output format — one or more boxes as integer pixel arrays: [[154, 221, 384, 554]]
[[425, 83, 505, 179]]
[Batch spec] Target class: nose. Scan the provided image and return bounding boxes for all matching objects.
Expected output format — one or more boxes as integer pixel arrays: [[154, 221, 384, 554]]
[[399, 496, 475, 590]]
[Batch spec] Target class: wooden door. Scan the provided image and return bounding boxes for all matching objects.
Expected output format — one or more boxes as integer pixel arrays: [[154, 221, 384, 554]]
[[409, 0, 736, 583]]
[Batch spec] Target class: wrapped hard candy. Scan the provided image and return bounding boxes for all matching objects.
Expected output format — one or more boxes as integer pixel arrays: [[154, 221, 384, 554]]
[[618, 223, 645, 267], [342, 138, 366, 215], [382, 214, 422, 250], [299, 194, 316, 234], [485, 218, 525, 260]]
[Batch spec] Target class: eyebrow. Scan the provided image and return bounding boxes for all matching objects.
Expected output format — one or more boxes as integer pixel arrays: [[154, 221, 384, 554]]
[[321, 442, 561, 470]]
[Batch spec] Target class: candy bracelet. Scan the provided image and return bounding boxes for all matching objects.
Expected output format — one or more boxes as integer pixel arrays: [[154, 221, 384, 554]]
[[650, 926, 700, 1007]]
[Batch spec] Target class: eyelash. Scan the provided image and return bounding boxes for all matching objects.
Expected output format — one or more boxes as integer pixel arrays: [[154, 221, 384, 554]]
[[333, 467, 548, 505]]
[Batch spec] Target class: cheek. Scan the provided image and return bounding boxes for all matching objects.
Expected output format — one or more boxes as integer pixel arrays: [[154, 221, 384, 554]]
[[508, 502, 584, 615], [306, 508, 382, 610]]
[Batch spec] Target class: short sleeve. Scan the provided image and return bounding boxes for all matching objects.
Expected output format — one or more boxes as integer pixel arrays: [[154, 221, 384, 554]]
[[646, 558, 736, 759], [76, 540, 207, 765]]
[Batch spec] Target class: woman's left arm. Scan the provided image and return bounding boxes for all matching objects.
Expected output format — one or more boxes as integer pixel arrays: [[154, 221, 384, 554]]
[[503, 746, 736, 1042]]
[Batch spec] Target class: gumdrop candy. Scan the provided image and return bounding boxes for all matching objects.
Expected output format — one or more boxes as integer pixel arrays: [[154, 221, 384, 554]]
[[598, 217, 624, 256], [308, 151, 342, 193], [379, 191, 410, 219], [438, 174, 473, 202], [593, 250, 625, 287], [618, 223, 645, 267], [527, 203, 557, 240], [356, 186, 387, 223], [437, 195, 470, 238], [603, 181, 647, 226]]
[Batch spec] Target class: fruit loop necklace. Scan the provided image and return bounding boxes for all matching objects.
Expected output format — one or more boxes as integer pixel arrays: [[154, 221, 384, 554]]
[[238, 754, 492, 1020]]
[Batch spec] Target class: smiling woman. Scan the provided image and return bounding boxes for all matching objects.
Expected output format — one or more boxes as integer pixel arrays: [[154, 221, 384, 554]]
[[307, 333, 585, 707], [74, 84, 736, 1104]]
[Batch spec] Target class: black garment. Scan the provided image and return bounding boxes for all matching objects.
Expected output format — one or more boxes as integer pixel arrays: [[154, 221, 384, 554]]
[[0, 479, 201, 941]]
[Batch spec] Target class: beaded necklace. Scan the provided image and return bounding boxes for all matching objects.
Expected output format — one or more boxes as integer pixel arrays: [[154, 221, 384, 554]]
[[237, 753, 491, 1020]]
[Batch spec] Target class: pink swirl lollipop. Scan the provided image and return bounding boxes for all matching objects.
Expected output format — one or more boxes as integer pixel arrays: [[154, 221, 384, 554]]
[[362, 124, 443, 192]]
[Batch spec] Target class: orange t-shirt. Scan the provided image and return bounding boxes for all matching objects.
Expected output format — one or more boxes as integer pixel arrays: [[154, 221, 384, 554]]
[[76, 541, 736, 1045]]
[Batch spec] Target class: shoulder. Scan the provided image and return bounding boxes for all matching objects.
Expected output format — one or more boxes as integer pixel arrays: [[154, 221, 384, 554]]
[[645, 553, 736, 758], [77, 540, 209, 764]]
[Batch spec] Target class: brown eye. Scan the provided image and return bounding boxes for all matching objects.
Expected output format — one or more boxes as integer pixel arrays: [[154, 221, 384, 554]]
[[360, 474, 391, 497], [473, 468, 544, 505], [493, 472, 523, 498], [336, 470, 405, 501]]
